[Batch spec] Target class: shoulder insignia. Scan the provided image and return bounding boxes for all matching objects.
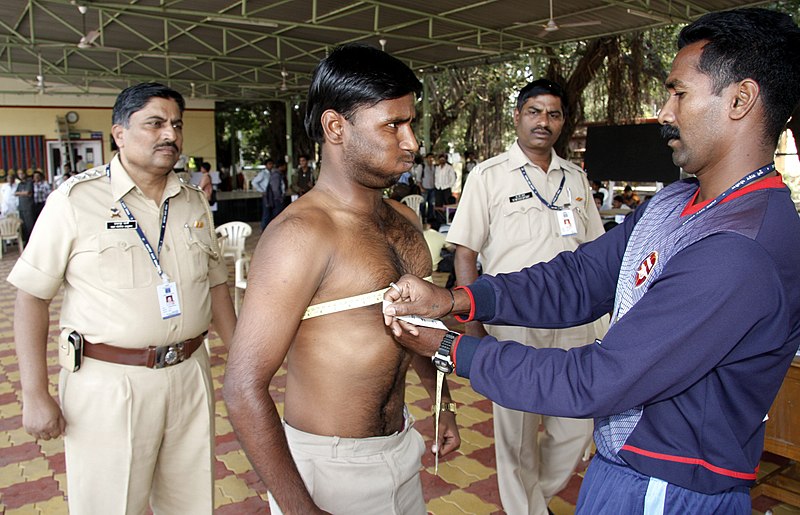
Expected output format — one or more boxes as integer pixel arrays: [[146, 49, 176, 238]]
[[58, 168, 105, 196], [183, 181, 202, 192]]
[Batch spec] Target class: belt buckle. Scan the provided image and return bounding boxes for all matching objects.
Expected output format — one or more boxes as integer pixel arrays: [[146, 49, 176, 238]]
[[155, 342, 185, 369]]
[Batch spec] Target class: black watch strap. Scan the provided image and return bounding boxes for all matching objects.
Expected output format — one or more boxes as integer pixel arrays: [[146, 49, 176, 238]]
[[432, 331, 459, 374]]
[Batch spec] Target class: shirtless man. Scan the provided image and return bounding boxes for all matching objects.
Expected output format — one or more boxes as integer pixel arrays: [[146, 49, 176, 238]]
[[223, 43, 461, 515]]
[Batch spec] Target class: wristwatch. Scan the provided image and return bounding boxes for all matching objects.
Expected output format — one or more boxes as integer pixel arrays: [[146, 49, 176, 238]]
[[432, 330, 459, 374], [433, 402, 457, 415]]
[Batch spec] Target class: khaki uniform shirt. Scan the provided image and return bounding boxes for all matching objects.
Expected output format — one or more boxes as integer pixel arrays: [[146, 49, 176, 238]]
[[447, 141, 604, 275], [8, 154, 227, 349]]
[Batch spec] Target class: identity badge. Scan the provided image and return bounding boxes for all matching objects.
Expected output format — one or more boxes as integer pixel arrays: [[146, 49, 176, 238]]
[[556, 209, 578, 237], [157, 281, 182, 319]]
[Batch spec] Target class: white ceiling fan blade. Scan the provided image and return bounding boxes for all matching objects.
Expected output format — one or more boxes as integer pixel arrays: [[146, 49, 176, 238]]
[[78, 29, 101, 48], [559, 20, 603, 29]]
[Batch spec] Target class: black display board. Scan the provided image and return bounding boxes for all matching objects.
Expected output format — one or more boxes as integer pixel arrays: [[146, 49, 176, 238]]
[[584, 123, 681, 183]]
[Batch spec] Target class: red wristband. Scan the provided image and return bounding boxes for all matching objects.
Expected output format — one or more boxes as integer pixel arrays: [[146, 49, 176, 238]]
[[453, 286, 475, 323], [451, 334, 462, 367]]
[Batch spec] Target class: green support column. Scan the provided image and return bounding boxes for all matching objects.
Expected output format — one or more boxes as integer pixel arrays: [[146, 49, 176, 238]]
[[286, 99, 294, 185], [422, 74, 431, 155]]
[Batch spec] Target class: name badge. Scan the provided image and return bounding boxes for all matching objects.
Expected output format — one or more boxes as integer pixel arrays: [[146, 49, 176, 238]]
[[509, 192, 533, 203], [106, 220, 138, 230], [157, 281, 182, 319], [556, 208, 578, 237]]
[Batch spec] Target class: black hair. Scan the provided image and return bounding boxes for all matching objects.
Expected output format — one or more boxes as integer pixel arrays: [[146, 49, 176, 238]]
[[304, 43, 422, 144], [516, 79, 568, 119], [678, 8, 800, 146], [201, 162, 211, 172], [112, 82, 185, 127]]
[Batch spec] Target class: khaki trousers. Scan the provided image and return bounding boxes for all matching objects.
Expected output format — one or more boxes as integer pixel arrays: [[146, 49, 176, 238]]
[[59, 345, 214, 515], [269, 413, 427, 515], [488, 321, 605, 515]]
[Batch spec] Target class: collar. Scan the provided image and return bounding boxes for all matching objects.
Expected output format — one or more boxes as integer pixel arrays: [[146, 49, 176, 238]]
[[109, 153, 182, 204], [681, 173, 786, 217], [508, 140, 562, 174]]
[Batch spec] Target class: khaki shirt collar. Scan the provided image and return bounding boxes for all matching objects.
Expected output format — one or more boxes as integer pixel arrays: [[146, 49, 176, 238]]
[[509, 140, 564, 175], [109, 153, 182, 204]]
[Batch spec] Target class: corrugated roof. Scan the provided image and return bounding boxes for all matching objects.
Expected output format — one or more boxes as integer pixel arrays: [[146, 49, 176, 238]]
[[0, 0, 771, 101]]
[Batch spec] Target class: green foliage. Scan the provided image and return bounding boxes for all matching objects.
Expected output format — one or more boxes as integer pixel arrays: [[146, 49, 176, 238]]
[[215, 100, 313, 168]]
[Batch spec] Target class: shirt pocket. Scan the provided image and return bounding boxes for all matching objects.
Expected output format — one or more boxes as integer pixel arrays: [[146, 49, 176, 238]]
[[570, 204, 590, 241], [97, 231, 155, 289], [499, 198, 543, 243], [182, 223, 218, 282]]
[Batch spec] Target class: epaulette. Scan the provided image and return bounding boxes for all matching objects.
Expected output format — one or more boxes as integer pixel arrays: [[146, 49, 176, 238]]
[[182, 180, 203, 192], [478, 152, 510, 172], [561, 159, 586, 175], [58, 168, 105, 196]]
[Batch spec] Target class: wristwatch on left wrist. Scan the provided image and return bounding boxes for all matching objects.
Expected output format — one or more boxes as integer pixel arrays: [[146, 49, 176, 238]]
[[432, 330, 459, 374]]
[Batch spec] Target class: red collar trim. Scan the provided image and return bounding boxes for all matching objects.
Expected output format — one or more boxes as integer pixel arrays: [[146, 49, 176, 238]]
[[681, 174, 785, 217]]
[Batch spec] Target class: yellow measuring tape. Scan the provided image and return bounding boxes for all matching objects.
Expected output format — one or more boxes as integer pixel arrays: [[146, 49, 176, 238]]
[[302, 276, 433, 320]]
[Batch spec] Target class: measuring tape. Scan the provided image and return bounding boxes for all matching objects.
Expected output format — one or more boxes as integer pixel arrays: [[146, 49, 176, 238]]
[[434, 369, 444, 475], [302, 276, 434, 320]]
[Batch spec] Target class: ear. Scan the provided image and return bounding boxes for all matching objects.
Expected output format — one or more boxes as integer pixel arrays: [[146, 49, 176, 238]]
[[320, 109, 346, 145], [513, 108, 521, 127], [111, 124, 125, 149], [729, 79, 759, 121]]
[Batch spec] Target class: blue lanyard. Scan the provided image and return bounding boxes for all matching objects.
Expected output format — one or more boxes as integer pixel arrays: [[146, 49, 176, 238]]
[[520, 166, 567, 210], [681, 163, 775, 226], [106, 164, 171, 281]]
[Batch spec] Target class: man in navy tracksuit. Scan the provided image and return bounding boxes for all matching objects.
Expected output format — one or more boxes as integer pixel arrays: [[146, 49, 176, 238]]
[[383, 8, 800, 514]]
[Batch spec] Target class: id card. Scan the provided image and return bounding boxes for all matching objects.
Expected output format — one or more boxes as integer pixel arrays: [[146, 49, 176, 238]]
[[556, 208, 578, 237], [157, 281, 182, 319]]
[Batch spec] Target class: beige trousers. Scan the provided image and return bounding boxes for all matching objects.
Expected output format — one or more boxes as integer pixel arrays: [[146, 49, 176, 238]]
[[269, 413, 427, 515], [59, 346, 215, 515], [488, 320, 605, 515]]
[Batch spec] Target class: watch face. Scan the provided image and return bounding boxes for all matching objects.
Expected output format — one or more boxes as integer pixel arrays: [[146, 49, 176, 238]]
[[433, 356, 454, 374], [66, 111, 79, 124]]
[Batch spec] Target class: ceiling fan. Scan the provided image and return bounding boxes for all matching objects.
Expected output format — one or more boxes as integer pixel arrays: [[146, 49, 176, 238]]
[[78, 29, 101, 49], [538, 0, 601, 38], [29, 56, 71, 94]]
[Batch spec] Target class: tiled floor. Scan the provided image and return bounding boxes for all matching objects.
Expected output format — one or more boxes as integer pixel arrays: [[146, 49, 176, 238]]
[[0, 222, 798, 514]]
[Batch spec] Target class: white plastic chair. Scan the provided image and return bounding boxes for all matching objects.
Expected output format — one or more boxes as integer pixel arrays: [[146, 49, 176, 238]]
[[234, 256, 250, 316], [0, 215, 23, 258], [215, 221, 252, 263], [400, 194, 424, 222]]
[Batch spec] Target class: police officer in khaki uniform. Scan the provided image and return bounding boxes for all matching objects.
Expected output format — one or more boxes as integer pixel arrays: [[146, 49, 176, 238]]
[[9, 82, 236, 514], [446, 79, 607, 515]]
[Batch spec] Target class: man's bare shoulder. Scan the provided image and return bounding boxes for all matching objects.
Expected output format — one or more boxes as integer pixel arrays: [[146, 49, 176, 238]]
[[384, 198, 422, 230], [264, 195, 338, 243]]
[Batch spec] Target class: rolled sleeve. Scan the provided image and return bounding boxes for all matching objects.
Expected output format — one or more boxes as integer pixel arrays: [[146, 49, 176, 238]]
[[7, 191, 74, 299]]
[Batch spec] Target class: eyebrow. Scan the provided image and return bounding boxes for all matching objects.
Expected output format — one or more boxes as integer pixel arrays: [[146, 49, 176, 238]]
[[386, 115, 415, 124], [665, 79, 686, 89]]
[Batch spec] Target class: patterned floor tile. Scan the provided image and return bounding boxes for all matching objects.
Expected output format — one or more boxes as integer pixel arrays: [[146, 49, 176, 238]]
[[0, 222, 795, 514]]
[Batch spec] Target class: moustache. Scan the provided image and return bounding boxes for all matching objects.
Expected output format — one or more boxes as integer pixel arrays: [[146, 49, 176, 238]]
[[155, 142, 178, 151], [531, 127, 551, 135], [660, 125, 680, 141]]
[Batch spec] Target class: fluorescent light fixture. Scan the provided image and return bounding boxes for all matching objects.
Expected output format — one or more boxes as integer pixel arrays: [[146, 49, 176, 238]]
[[457, 46, 499, 55], [140, 53, 198, 61], [626, 8, 673, 24], [205, 16, 278, 28]]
